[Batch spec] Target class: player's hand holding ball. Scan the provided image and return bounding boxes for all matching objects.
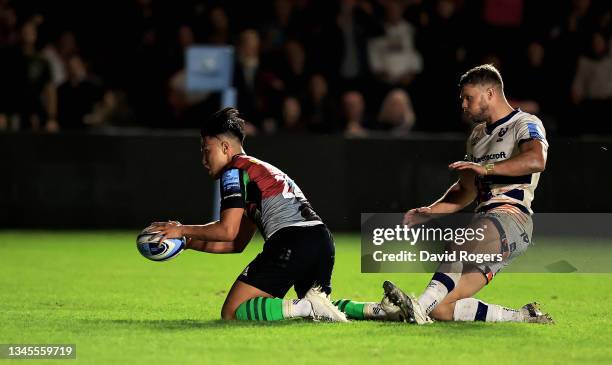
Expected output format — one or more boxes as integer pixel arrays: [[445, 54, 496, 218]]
[[136, 221, 186, 261], [146, 220, 184, 241]]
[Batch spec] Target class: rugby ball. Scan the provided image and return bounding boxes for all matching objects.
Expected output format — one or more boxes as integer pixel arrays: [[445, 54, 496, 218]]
[[136, 230, 186, 261]]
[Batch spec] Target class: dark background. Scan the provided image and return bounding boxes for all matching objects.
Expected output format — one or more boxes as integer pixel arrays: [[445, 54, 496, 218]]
[[2, 132, 609, 230]]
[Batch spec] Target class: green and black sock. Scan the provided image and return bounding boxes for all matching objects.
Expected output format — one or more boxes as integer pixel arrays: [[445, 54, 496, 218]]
[[333, 299, 387, 320], [235, 298, 311, 321]]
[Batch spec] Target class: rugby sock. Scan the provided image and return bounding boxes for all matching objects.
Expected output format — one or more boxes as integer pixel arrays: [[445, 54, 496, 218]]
[[235, 298, 312, 321], [332, 300, 387, 320], [418, 261, 462, 314], [453, 298, 524, 322]]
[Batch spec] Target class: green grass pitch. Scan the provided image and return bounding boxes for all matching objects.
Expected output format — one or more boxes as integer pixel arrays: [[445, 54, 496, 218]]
[[1, 231, 611, 364]]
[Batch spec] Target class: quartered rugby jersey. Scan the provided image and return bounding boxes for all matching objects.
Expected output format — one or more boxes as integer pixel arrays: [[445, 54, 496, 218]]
[[219, 154, 323, 240], [465, 109, 548, 215]]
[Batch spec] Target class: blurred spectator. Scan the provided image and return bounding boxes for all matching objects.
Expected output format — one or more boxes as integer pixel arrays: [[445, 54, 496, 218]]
[[57, 55, 103, 130], [421, 0, 466, 66], [368, 0, 422, 86], [322, 0, 380, 88], [508, 41, 549, 115], [480, 0, 525, 62], [278, 40, 309, 97], [42, 31, 79, 87], [2, 20, 58, 132], [341, 90, 369, 137], [483, 0, 524, 27], [85, 89, 134, 128], [206, 6, 231, 45], [375, 88, 415, 135], [234, 29, 264, 126], [261, 0, 297, 52], [168, 24, 195, 73], [572, 32, 612, 102], [572, 31, 612, 133], [280, 96, 304, 133], [0, 3, 18, 45], [303, 74, 336, 133], [417, 0, 466, 131], [546, 0, 594, 109], [166, 24, 210, 127]]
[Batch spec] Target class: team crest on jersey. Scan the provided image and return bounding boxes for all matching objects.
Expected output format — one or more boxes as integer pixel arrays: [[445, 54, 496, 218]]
[[496, 127, 508, 142]]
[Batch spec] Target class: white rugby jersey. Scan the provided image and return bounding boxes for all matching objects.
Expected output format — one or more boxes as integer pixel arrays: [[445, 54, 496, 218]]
[[465, 109, 548, 214]]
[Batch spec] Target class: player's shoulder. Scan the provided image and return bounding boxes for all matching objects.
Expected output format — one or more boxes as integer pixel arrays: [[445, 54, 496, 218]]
[[467, 123, 486, 144], [231, 154, 284, 177], [472, 123, 487, 135], [229, 154, 266, 171], [510, 110, 545, 129], [510, 110, 548, 145]]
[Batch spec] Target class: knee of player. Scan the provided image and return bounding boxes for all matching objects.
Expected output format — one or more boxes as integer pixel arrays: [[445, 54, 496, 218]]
[[220, 306, 237, 320], [430, 302, 455, 321]]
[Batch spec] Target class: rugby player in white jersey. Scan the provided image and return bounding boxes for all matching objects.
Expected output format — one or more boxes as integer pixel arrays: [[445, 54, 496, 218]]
[[384, 64, 554, 324]]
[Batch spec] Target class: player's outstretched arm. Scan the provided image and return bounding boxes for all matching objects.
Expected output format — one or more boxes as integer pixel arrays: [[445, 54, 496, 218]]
[[428, 169, 478, 213], [404, 170, 477, 226], [148, 208, 247, 246], [187, 215, 257, 254]]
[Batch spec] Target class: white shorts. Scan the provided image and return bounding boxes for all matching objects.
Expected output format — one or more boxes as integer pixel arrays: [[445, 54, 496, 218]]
[[474, 208, 533, 283]]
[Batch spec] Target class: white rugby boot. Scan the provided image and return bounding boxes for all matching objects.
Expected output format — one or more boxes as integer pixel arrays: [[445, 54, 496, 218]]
[[305, 287, 349, 323]]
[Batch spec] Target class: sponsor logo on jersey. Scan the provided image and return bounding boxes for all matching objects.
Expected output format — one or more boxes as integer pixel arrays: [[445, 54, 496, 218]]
[[467, 152, 507, 163], [221, 168, 241, 198]]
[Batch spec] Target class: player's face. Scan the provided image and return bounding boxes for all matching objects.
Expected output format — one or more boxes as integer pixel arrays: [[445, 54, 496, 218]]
[[460, 84, 491, 124], [201, 136, 230, 179]]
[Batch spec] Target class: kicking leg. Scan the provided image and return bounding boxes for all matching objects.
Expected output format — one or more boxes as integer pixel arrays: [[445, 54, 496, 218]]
[[417, 216, 504, 316], [428, 267, 487, 321], [430, 267, 553, 323]]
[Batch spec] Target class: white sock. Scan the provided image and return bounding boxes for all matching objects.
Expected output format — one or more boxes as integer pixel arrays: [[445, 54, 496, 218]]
[[282, 299, 312, 318], [418, 261, 463, 314], [453, 298, 524, 322]]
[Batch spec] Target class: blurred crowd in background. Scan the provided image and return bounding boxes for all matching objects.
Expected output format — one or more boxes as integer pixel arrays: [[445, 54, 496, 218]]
[[1, 0, 612, 137]]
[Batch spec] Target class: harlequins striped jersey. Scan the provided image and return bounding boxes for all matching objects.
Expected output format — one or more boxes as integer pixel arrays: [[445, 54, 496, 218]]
[[219, 154, 323, 240]]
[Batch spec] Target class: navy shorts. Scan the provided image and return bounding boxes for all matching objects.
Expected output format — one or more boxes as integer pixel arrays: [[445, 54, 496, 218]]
[[238, 224, 335, 298]]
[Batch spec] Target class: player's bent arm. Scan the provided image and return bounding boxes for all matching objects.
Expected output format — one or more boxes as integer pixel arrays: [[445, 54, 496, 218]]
[[187, 216, 257, 254], [429, 170, 477, 214], [488, 139, 547, 176], [181, 208, 245, 243]]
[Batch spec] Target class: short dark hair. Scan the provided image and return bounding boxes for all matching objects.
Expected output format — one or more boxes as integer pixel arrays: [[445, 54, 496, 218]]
[[200, 107, 246, 143], [459, 64, 504, 90]]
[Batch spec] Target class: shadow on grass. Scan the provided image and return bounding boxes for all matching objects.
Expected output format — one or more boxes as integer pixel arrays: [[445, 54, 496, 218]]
[[85, 318, 316, 331], [84, 318, 540, 336]]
